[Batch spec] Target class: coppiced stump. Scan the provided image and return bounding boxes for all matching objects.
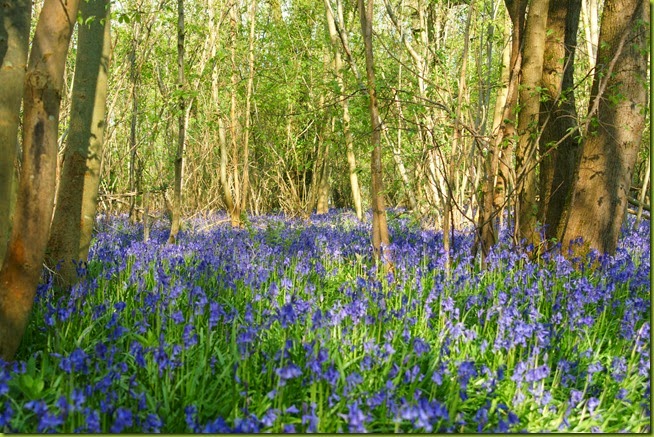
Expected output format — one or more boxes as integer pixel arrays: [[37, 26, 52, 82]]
[[0, 0, 80, 361]]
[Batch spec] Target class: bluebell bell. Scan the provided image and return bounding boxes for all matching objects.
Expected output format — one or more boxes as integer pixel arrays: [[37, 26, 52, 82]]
[[0, 402, 14, 427], [37, 411, 63, 433], [203, 416, 231, 433], [143, 413, 163, 432]]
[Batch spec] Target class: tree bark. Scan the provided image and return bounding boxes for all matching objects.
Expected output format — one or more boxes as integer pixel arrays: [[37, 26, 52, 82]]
[[47, 0, 112, 285], [0, 0, 80, 361], [478, 2, 526, 264], [538, 0, 581, 244], [563, 0, 649, 255], [515, 0, 549, 247], [168, 0, 185, 244], [358, 0, 391, 267], [0, 0, 31, 266], [324, 0, 363, 219]]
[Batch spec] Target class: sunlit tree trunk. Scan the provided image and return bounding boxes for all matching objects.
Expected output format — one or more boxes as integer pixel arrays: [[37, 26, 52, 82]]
[[0, 0, 31, 267], [563, 0, 649, 255], [0, 0, 80, 361], [359, 0, 391, 267], [169, 0, 185, 244], [515, 0, 549, 247], [241, 0, 257, 216], [228, 1, 242, 226], [538, 0, 581, 244], [47, 0, 112, 285], [478, 2, 525, 264], [324, 0, 363, 219]]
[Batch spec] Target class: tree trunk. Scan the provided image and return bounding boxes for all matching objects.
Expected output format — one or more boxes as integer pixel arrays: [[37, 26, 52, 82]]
[[0, 0, 80, 361], [47, 0, 111, 285], [228, 1, 242, 227], [168, 0, 185, 244], [241, 0, 257, 216], [0, 0, 31, 267], [563, 0, 649, 255], [478, 2, 525, 264], [324, 0, 363, 219], [358, 0, 391, 267], [128, 29, 139, 223], [515, 0, 549, 247], [538, 0, 581, 244]]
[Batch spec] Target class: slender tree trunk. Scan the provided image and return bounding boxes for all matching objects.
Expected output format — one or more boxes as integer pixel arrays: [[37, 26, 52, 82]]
[[515, 0, 549, 247], [169, 0, 185, 244], [0, 0, 80, 361], [538, 0, 581, 244], [47, 0, 112, 285], [228, 1, 241, 226], [128, 30, 139, 223], [478, 3, 523, 264], [241, 0, 257, 215], [446, 3, 473, 272], [0, 0, 31, 267], [324, 0, 363, 219], [563, 0, 649, 255], [358, 0, 391, 267]]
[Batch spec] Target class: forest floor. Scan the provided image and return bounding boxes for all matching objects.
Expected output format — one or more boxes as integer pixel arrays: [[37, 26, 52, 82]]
[[0, 210, 650, 432]]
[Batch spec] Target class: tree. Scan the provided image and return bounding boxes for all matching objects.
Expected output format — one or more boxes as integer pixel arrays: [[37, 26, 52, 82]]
[[515, 0, 549, 247], [47, 0, 112, 287], [0, 0, 81, 361], [0, 0, 31, 267], [358, 0, 391, 267], [538, 0, 581, 244], [563, 0, 649, 255], [324, 0, 363, 220], [168, 0, 186, 243]]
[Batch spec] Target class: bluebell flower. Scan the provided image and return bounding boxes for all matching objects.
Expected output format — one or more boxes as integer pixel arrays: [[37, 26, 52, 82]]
[[587, 397, 600, 414], [457, 360, 477, 390], [276, 363, 302, 385], [283, 423, 296, 432], [570, 389, 583, 406], [110, 407, 133, 432], [0, 402, 14, 427], [185, 405, 200, 433], [261, 408, 278, 427], [37, 411, 63, 433], [143, 413, 163, 432], [412, 337, 430, 357], [203, 416, 231, 433], [340, 401, 367, 433]]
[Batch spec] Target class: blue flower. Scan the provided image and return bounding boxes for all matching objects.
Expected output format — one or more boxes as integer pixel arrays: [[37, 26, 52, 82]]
[[0, 402, 14, 427], [202, 416, 231, 433], [276, 363, 302, 385], [412, 337, 430, 357], [457, 361, 477, 390], [143, 413, 163, 432], [340, 401, 367, 433], [110, 407, 133, 432], [37, 411, 63, 433], [185, 405, 200, 432]]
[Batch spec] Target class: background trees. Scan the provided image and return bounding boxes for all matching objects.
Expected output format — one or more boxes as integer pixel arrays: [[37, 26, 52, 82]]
[[0, 0, 649, 360]]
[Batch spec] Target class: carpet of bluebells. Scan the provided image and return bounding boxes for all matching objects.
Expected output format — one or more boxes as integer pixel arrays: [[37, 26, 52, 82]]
[[0, 210, 650, 432]]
